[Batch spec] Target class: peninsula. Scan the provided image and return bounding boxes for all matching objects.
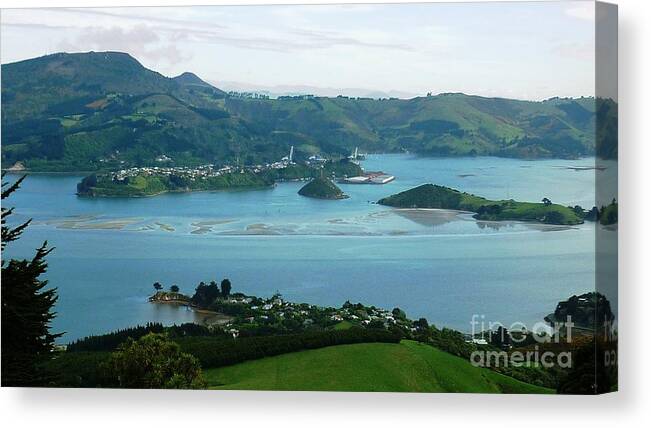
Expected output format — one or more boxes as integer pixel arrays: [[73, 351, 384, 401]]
[[76, 158, 362, 197], [378, 184, 585, 225], [54, 277, 594, 392]]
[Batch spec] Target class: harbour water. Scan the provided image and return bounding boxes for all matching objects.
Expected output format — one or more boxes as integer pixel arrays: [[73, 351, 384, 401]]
[[4, 154, 615, 342]]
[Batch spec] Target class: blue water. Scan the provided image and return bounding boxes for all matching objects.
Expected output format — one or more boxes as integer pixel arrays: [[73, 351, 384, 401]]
[[3, 155, 615, 342]]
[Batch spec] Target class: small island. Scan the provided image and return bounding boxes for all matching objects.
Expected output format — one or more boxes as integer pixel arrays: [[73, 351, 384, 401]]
[[298, 177, 349, 200], [378, 184, 585, 225]]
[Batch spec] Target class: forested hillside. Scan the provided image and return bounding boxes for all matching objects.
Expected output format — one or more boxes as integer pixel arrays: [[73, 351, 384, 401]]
[[1, 51, 616, 172]]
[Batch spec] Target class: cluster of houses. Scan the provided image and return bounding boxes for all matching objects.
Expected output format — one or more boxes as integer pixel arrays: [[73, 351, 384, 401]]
[[227, 91, 270, 99], [109, 147, 330, 183], [110, 164, 239, 182], [217, 294, 418, 338]]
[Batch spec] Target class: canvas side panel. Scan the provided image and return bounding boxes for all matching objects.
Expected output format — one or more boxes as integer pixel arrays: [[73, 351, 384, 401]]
[[595, 0, 618, 394]]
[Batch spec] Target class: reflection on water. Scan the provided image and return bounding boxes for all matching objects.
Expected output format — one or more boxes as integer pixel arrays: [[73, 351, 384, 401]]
[[391, 209, 466, 228]]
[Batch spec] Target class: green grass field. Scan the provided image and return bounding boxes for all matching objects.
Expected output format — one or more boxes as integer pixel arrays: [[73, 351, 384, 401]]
[[204, 340, 553, 394]]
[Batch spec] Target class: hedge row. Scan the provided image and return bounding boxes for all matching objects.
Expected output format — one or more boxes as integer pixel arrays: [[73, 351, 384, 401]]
[[176, 328, 402, 368], [67, 323, 224, 352]]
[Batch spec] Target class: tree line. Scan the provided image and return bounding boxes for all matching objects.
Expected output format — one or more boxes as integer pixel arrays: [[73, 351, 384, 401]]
[[174, 328, 402, 369], [67, 322, 229, 352]]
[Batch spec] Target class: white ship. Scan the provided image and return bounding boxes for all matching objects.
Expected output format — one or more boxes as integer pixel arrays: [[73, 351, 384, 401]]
[[341, 171, 395, 185]]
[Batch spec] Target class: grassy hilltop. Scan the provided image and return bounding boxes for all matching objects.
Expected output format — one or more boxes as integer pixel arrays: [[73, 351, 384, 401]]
[[1, 51, 616, 172], [378, 184, 585, 225], [205, 340, 552, 393]]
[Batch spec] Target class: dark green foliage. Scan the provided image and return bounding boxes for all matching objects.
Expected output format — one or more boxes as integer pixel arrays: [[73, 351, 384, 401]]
[[494, 363, 561, 390], [1, 173, 62, 386], [428, 327, 476, 359], [175, 328, 402, 369], [379, 184, 465, 209], [42, 351, 112, 388], [191, 281, 222, 307], [490, 326, 512, 349], [413, 318, 429, 330], [600, 200, 618, 225], [584, 206, 600, 222], [67, 323, 228, 353], [476, 204, 503, 217], [220, 278, 232, 297], [392, 307, 407, 320], [545, 292, 614, 329], [170, 285, 180, 293], [581, 201, 617, 225], [76, 173, 97, 194], [298, 177, 347, 199], [557, 339, 617, 394], [542, 210, 564, 224], [104, 333, 206, 389], [596, 98, 618, 159], [67, 323, 165, 352]]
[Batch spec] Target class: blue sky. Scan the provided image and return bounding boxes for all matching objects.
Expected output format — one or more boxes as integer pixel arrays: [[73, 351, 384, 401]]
[[1, 2, 596, 100]]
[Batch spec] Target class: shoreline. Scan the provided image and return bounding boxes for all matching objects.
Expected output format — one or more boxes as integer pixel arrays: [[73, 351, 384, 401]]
[[149, 298, 233, 326], [2, 169, 98, 175], [1, 154, 611, 176], [77, 183, 275, 199], [390, 207, 583, 228]]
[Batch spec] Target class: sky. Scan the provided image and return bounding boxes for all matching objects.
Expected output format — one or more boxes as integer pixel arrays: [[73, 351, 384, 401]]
[[0, 2, 597, 100]]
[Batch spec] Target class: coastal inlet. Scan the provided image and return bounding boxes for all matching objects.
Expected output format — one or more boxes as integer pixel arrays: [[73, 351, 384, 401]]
[[3, 154, 614, 341]]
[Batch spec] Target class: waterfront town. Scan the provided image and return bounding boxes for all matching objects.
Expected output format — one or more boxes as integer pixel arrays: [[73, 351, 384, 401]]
[[109, 146, 394, 185]]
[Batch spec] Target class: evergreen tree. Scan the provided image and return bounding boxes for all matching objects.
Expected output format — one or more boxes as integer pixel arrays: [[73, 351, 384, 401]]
[[1, 173, 62, 386], [221, 278, 232, 297]]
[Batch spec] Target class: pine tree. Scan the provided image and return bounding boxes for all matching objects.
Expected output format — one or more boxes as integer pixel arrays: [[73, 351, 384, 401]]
[[1, 173, 62, 386]]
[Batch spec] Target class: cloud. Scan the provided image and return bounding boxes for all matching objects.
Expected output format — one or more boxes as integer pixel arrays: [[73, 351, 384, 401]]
[[56, 25, 191, 66], [287, 28, 412, 51], [10, 7, 408, 55], [53, 7, 226, 30]]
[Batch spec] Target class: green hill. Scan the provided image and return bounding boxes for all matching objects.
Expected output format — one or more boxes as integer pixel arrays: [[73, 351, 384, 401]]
[[1, 51, 615, 172], [378, 184, 584, 225], [298, 177, 348, 199], [172, 71, 216, 89], [204, 340, 553, 393]]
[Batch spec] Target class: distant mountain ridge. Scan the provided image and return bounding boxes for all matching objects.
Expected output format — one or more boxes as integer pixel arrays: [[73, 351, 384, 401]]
[[1, 51, 617, 172], [216, 81, 419, 100], [173, 72, 217, 89]]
